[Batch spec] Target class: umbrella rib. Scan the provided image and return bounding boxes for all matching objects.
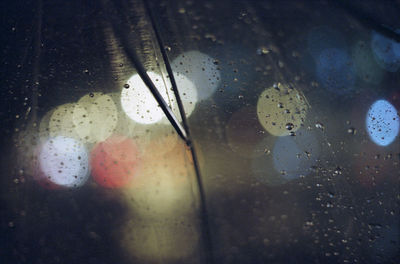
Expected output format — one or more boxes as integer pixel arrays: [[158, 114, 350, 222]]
[[143, 1, 216, 264], [109, 23, 188, 143], [143, 1, 191, 141]]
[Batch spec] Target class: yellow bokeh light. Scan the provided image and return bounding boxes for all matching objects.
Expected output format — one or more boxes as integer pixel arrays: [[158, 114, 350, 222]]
[[48, 103, 80, 139], [118, 142, 200, 261], [257, 83, 309, 136], [121, 143, 198, 218], [72, 92, 118, 143]]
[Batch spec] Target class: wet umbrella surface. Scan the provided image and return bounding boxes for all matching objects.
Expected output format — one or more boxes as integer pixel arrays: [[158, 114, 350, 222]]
[[0, 0, 399, 264]]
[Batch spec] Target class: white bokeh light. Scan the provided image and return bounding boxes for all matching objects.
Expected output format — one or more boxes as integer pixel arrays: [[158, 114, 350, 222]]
[[121, 72, 198, 125], [38, 136, 89, 188], [161, 73, 198, 125], [172, 50, 221, 100]]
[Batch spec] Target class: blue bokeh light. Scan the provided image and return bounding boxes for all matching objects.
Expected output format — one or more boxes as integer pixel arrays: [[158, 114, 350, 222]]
[[316, 48, 355, 94], [371, 30, 400, 72], [307, 26, 347, 60], [366, 99, 399, 146], [172, 50, 221, 101], [351, 41, 384, 85], [272, 130, 320, 181]]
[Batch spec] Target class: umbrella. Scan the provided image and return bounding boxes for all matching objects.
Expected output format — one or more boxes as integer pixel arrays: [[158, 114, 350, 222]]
[[1, 0, 399, 263]]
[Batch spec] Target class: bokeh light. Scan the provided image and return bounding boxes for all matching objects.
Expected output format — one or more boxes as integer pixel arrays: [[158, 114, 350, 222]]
[[90, 135, 140, 188], [257, 83, 309, 136], [72, 92, 118, 143], [121, 143, 196, 218], [351, 40, 385, 84], [316, 48, 355, 94], [114, 110, 179, 157], [48, 103, 80, 139], [172, 50, 221, 100], [121, 72, 197, 125], [38, 136, 89, 188], [371, 30, 400, 72], [162, 72, 198, 124], [366, 99, 399, 146], [211, 44, 258, 108], [121, 72, 170, 124], [272, 130, 320, 180]]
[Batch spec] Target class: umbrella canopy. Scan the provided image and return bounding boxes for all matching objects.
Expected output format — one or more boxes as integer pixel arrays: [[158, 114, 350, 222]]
[[1, 0, 399, 264]]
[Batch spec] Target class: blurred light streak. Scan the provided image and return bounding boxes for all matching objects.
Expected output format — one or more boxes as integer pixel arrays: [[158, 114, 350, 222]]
[[316, 48, 355, 94]]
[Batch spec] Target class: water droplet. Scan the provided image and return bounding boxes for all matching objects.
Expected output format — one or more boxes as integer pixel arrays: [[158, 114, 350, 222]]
[[347, 127, 356, 134], [334, 166, 342, 175], [89, 93, 94, 97], [257, 46, 270, 55], [315, 122, 325, 131], [286, 123, 294, 130], [123, 83, 130, 89]]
